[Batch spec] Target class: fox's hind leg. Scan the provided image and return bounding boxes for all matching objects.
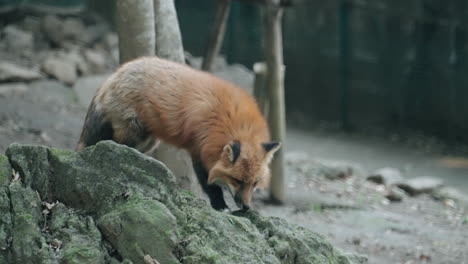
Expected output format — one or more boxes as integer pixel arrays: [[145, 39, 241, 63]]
[[77, 100, 158, 153]]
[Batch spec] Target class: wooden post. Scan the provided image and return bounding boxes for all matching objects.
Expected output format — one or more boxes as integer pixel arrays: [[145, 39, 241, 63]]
[[253, 62, 268, 117], [202, 0, 232, 71], [152, 0, 201, 195], [116, 0, 155, 63], [263, 1, 286, 204]]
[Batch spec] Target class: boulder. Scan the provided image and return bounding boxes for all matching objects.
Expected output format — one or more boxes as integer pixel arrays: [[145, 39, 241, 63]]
[[0, 141, 364, 264]]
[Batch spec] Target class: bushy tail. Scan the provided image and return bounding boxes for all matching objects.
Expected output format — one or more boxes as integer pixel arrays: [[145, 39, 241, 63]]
[[76, 100, 114, 151]]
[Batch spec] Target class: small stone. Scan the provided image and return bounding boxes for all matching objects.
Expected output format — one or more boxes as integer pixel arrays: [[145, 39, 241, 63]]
[[0, 62, 42, 82], [83, 50, 108, 73], [103, 33, 118, 50], [396, 176, 443, 196], [82, 24, 109, 45], [384, 186, 405, 202], [62, 18, 86, 43], [3, 25, 34, 52], [0, 83, 28, 97], [20, 17, 41, 33], [42, 57, 77, 85], [65, 49, 89, 75], [367, 167, 404, 186], [41, 15, 63, 45], [432, 187, 468, 207]]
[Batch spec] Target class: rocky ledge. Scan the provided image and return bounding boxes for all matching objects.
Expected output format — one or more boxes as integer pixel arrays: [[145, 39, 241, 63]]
[[0, 141, 365, 264]]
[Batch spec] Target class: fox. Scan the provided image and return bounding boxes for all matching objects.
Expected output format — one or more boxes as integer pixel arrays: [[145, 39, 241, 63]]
[[76, 56, 281, 211]]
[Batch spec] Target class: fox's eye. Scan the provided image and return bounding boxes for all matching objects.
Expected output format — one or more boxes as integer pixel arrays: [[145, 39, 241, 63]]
[[253, 181, 258, 187]]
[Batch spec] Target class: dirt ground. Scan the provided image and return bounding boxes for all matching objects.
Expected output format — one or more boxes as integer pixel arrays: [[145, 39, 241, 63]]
[[1, 13, 468, 264]]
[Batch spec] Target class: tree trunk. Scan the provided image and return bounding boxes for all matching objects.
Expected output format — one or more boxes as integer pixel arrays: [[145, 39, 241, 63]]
[[201, 0, 232, 72], [153, 0, 185, 63], [116, 0, 155, 63], [263, 3, 286, 204], [152, 0, 201, 195]]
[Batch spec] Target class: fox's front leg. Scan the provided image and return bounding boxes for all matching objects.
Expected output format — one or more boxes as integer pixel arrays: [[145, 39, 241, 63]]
[[192, 160, 228, 211]]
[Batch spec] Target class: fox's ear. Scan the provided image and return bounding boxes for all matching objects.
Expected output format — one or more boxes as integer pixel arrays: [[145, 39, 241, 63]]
[[262, 141, 281, 163], [223, 140, 241, 164]]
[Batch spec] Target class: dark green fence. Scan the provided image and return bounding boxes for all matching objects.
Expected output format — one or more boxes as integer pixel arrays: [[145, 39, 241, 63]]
[[177, 0, 468, 142], [2, 0, 468, 141]]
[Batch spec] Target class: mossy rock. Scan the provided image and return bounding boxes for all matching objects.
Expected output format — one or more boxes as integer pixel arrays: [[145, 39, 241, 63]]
[[0, 141, 366, 264]]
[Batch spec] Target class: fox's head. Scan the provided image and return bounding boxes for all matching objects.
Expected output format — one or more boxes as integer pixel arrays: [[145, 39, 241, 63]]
[[208, 140, 281, 210]]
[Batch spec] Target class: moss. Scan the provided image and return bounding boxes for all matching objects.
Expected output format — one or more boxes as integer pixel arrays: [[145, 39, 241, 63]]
[[0, 155, 11, 187], [62, 244, 105, 264], [8, 181, 50, 263], [98, 196, 180, 264], [5, 144, 50, 200], [234, 210, 354, 264]]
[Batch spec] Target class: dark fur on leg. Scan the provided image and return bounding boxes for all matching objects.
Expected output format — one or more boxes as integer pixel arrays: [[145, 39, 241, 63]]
[[76, 100, 113, 150], [192, 159, 228, 211]]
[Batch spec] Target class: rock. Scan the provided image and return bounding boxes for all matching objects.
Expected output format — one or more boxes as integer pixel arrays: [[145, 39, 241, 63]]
[[42, 57, 77, 85], [396, 176, 443, 196], [62, 18, 86, 43], [42, 16, 86, 47], [103, 33, 119, 50], [432, 187, 468, 207], [384, 186, 406, 202], [3, 25, 34, 52], [72, 74, 110, 107], [0, 62, 43, 82], [83, 49, 108, 73], [367, 167, 404, 186], [82, 24, 109, 45], [65, 49, 89, 75], [20, 17, 41, 33], [0, 142, 362, 264], [41, 15, 63, 45], [0, 83, 28, 97]]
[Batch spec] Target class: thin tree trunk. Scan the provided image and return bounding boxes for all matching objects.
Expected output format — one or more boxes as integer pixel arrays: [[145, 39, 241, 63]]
[[152, 0, 201, 195], [116, 0, 155, 63], [202, 0, 232, 71], [263, 3, 286, 204], [154, 0, 185, 63]]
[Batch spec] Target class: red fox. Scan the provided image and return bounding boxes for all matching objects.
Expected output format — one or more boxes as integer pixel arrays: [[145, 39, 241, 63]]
[[76, 56, 280, 211]]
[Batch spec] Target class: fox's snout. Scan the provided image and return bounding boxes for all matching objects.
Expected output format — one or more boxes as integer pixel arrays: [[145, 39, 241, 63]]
[[234, 192, 251, 211]]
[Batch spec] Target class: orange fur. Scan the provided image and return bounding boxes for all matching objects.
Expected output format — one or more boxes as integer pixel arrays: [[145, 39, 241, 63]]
[[77, 56, 280, 210]]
